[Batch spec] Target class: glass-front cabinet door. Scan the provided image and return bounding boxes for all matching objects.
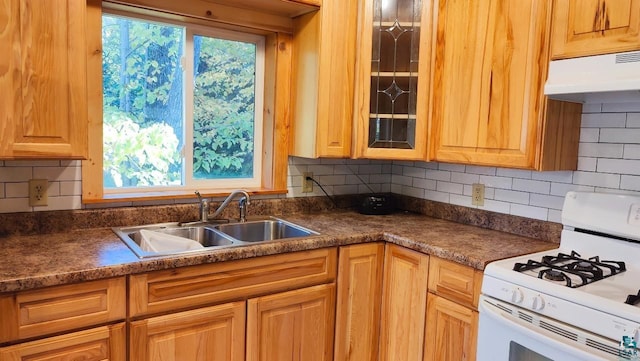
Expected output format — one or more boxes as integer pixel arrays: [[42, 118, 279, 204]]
[[353, 0, 433, 159]]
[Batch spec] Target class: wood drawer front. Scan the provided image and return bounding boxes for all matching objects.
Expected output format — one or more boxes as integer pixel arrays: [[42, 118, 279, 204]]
[[0, 322, 126, 361], [129, 248, 337, 318], [0, 277, 126, 343], [428, 258, 482, 309]]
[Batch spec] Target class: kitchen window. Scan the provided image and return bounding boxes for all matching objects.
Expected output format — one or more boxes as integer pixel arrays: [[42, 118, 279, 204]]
[[101, 11, 264, 194]]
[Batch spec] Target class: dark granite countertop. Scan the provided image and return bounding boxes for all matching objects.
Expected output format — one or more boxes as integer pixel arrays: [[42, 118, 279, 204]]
[[0, 210, 557, 293]]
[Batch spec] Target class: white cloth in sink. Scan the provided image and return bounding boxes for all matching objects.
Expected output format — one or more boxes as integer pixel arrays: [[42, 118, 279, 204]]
[[139, 229, 204, 253]]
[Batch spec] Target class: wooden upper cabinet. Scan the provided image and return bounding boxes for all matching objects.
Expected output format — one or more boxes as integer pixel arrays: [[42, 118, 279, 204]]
[[0, 0, 88, 159], [430, 0, 582, 170], [290, 0, 358, 158], [353, 0, 434, 160], [551, 0, 640, 59]]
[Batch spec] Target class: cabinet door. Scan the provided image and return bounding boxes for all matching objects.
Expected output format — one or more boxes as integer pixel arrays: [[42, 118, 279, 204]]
[[379, 244, 429, 361], [130, 302, 246, 361], [0, 323, 125, 361], [423, 294, 478, 361], [551, 0, 640, 59], [247, 283, 335, 361], [353, 0, 434, 160], [0, 0, 88, 159], [334, 243, 384, 361], [430, 0, 568, 169]]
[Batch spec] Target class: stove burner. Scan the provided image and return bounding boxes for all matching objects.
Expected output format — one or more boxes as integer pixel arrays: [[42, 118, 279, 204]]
[[513, 251, 626, 288], [544, 269, 566, 281], [626, 290, 640, 306]]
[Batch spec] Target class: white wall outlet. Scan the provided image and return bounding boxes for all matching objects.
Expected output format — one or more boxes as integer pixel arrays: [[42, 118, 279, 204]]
[[302, 172, 313, 193], [472, 183, 485, 206], [29, 179, 48, 207]]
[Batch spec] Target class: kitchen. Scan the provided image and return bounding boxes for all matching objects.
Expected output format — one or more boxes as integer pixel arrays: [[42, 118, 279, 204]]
[[1, 0, 640, 360]]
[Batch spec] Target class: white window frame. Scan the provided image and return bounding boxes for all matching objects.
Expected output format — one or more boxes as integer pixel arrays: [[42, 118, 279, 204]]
[[102, 10, 266, 196]]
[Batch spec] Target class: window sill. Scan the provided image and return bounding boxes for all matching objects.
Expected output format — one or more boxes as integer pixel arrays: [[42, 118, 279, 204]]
[[82, 188, 288, 204]]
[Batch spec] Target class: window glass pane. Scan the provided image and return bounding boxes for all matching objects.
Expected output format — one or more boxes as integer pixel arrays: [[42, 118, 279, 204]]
[[102, 15, 185, 189], [192, 35, 257, 180]]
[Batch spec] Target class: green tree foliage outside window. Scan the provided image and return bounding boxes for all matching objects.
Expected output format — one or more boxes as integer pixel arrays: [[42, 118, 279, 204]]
[[102, 14, 257, 189]]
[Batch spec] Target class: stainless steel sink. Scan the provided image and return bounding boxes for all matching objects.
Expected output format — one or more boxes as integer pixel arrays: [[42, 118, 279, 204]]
[[113, 217, 319, 258], [213, 219, 319, 243]]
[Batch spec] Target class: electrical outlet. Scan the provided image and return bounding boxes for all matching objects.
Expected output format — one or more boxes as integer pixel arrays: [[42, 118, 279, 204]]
[[472, 183, 485, 206], [302, 172, 313, 193], [29, 179, 48, 207]]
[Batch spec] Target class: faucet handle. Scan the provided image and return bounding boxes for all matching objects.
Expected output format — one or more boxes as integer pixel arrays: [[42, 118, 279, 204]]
[[195, 191, 203, 202]]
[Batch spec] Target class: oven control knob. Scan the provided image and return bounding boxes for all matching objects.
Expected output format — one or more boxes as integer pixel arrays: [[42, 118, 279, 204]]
[[511, 288, 524, 304], [531, 295, 545, 311]]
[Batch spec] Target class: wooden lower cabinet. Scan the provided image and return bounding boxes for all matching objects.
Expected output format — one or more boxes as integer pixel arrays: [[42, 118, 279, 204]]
[[247, 283, 336, 361], [334, 243, 384, 361], [423, 294, 478, 361], [130, 301, 246, 361], [0, 323, 126, 361], [379, 245, 430, 361]]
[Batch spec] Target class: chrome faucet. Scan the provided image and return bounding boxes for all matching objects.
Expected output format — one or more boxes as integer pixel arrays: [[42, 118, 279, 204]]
[[210, 190, 251, 222], [195, 191, 210, 222]]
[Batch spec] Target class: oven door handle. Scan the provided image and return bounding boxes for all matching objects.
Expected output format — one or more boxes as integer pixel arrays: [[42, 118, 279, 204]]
[[479, 298, 611, 361]]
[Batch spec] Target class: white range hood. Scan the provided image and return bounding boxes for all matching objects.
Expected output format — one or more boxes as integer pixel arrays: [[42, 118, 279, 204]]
[[544, 50, 640, 104]]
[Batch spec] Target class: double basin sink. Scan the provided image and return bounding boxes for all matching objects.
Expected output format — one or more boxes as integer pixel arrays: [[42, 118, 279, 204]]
[[113, 217, 319, 258]]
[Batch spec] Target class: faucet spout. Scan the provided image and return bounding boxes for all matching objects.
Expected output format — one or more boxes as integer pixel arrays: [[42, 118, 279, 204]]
[[210, 190, 251, 221]]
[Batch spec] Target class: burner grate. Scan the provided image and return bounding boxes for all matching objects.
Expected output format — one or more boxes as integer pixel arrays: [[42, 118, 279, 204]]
[[513, 251, 626, 288]]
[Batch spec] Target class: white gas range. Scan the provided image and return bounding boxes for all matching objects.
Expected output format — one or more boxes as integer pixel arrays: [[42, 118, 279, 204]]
[[477, 191, 640, 361]]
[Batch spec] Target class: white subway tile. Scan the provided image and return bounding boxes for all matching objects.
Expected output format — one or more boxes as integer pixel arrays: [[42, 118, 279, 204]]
[[424, 190, 449, 203], [60, 160, 82, 167], [513, 178, 550, 194], [359, 164, 383, 174], [0, 167, 32, 182], [39, 196, 82, 211], [577, 157, 597, 171], [581, 103, 602, 113], [436, 181, 463, 194], [392, 165, 404, 175], [424, 169, 451, 182], [624, 145, 640, 159], [450, 194, 473, 207], [390, 183, 402, 194], [573, 171, 620, 188], [594, 187, 638, 195], [602, 102, 640, 113], [288, 164, 306, 176], [621, 175, 640, 191], [596, 159, 640, 175], [628, 113, 640, 128], [550, 182, 595, 197], [438, 163, 466, 172], [345, 175, 364, 185], [307, 164, 335, 175], [466, 165, 497, 175], [381, 164, 393, 173], [415, 161, 439, 169], [531, 171, 573, 183], [403, 166, 426, 178], [332, 165, 352, 175], [47, 182, 60, 197], [548, 209, 563, 223], [479, 175, 512, 189], [581, 113, 627, 127], [392, 174, 413, 186], [579, 128, 600, 143], [451, 172, 480, 185], [600, 128, 640, 144], [578, 143, 624, 158], [370, 174, 392, 183], [413, 178, 436, 190], [510, 204, 548, 221], [0, 184, 4, 198], [402, 186, 425, 199], [289, 175, 303, 187], [484, 187, 496, 199], [0, 198, 31, 213], [333, 185, 359, 195], [530, 193, 565, 210], [494, 189, 529, 204], [378, 184, 392, 193], [496, 168, 532, 179], [394, 160, 416, 167], [5, 182, 28, 198], [479, 199, 510, 214], [318, 175, 346, 186], [33, 166, 82, 182], [319, 158, 343, 165]]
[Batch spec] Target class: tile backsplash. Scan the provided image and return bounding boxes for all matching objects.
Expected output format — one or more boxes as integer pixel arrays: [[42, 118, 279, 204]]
[[1, 101, 639, 221]]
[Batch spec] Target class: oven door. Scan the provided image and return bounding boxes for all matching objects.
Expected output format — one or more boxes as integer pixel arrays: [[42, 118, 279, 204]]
[[477, 295, 622, 361]]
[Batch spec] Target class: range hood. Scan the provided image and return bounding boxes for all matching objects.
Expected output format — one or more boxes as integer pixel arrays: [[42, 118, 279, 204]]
[[544, 50, 640, 104]]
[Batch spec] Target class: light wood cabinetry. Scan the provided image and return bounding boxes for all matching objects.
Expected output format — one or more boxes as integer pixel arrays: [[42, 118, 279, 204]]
[[0, 277, 126, 343], [247, 283, 335, 361], [423, 257, 482, 361], [334, 243, 384, 361], [290, 0, 358, 158], [379, 244, 429, 361], [551, 0, 640, 59], [130, 302, 246, 361], [430, 0, 582, 170], [0, 0, 88, 159], [353, 0, 434, 160], [0, 323, 126, 361]]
